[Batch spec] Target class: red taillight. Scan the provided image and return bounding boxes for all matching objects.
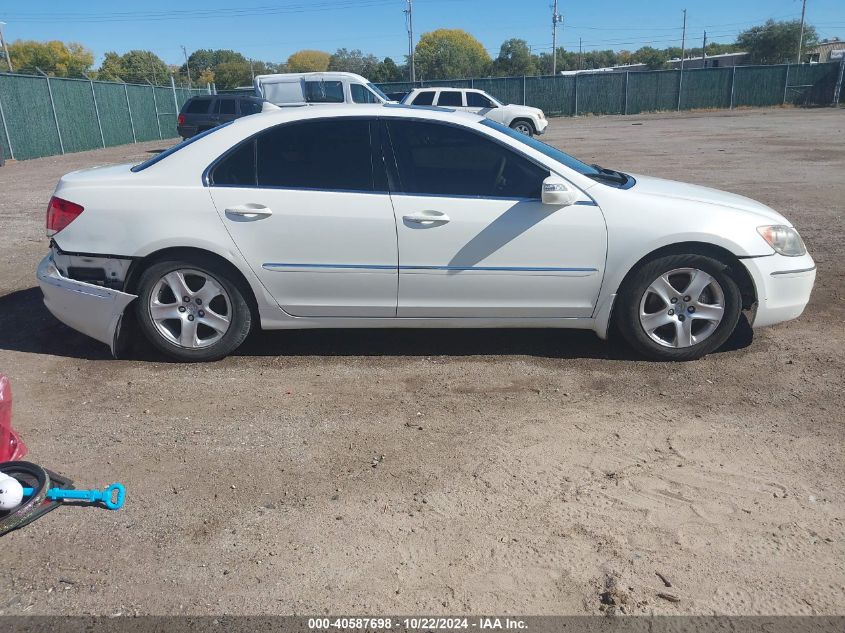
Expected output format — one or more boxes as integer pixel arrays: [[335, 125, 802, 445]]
[[178, 113, 185, 125], [46, 196, 84, 236]]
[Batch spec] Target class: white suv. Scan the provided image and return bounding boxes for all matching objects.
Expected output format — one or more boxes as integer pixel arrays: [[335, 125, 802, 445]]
[[402, 87, 547, 136], [254, 72, 391, 107]]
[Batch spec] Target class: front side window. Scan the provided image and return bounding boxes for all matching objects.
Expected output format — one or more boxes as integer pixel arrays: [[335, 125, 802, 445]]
[[480, 119, 599, 176], [411, 91, 435, 106], [466, 92, 494, 108], [210, 119, 381, 192], [240, 100, 263, 115], [386, 120, 548, 199], [436, 91, 463, 107], [304, 80, 344, 103], [351, 83, 379, 104]]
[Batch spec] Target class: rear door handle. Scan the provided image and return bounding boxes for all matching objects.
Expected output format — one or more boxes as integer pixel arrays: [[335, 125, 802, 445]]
[[403, 211, 450, 225], [225, 204, 273, 219]]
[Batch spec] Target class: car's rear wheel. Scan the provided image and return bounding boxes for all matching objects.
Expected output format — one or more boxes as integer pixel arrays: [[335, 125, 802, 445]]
[[135, 259, 252, 362], [510, 119, 534, 136], [615, 254, 742, 361]]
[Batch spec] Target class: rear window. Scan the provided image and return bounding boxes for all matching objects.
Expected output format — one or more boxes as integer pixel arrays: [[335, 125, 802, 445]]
[[131, 122, 234, 173], [184, 98, 211, 114], [304, 80, 344, 103], [411, 91, 435, 106]]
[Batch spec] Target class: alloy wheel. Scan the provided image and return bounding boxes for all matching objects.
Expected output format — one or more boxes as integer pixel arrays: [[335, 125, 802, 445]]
[[638, 267, 726, 348], [148, 269, 232, 349]]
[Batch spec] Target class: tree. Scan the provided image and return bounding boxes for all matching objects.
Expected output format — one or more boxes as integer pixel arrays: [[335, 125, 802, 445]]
[[182, 49, 249, 84], [328, 48, 378, 75], [8, 40, 93, 77], [366, 57, 404, 83], [737, 19, 819, 64], [213, 61, 252, 89], [415, 29, 491, 79], [96, 49, 169, 84], [632, 46, 667, 69], [287, 50, 331, 72], [492, 39, 536, 77]]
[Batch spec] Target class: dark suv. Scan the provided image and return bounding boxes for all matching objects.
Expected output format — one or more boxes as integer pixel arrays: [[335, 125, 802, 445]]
[[177, 95, 264, 139]]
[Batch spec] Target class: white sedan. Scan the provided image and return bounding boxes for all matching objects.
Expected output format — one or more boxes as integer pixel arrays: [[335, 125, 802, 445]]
[[37, 104, 815, 362]]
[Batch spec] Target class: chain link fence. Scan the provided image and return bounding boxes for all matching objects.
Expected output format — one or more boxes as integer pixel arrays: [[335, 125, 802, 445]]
[[378, 61, 845, 117], [1, 62, 841, 163], [0, 72, 208, 161]]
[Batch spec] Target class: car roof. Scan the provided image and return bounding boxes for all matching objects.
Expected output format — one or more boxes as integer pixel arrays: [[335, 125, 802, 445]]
[[254, 71, 370, 83]]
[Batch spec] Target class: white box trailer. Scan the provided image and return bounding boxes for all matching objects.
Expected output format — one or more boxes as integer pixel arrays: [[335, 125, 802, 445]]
[[253, 72, 392, 106]]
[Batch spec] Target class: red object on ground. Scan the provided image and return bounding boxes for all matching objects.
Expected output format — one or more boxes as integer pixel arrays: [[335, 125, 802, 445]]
[[0, 374, 27, 462]]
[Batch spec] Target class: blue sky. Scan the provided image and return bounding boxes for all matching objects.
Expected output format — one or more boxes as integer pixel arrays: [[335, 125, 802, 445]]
[[0, 0, 842, 66]]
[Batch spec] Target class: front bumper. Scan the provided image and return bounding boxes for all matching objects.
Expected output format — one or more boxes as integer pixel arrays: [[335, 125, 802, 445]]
[[36, 255, 137, 354], [742, 252, 816, 328], [535, 118, 548, 135]]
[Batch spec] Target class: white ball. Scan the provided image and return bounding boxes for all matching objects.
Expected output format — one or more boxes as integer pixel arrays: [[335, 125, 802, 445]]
[[0, 476, 24, 510]]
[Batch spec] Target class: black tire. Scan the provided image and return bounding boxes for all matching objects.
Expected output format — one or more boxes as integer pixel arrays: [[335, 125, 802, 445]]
[[615, 254, 742, 361], [135, 258, 252, 362], [509, 119, 535, 137]]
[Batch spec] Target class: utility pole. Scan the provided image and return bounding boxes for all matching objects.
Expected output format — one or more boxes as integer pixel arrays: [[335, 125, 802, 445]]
[[678, 9, 687, 111], [181, 45, 192, 88], [797, 0, 807, 64], [551, 1, 563, 75], [249, 58, 255, 81], [702, 30, 707, 67], [0, 22, 12, 72], [404, 0, 415, 82], [578, 37, 582, 70]]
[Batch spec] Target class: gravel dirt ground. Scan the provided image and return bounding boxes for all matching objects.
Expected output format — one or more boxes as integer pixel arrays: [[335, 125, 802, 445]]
[[0, 108, 843, 616]]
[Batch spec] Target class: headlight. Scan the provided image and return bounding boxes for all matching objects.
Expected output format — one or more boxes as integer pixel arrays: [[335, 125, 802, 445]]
[[757, 225, 806, 256]]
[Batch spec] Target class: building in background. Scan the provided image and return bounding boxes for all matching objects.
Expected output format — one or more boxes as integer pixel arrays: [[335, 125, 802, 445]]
[[667, 52, 749, 69], [807, 40, 845, 63]]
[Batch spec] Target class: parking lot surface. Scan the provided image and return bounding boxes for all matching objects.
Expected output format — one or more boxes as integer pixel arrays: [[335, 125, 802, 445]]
[[0, 108, 843, 615]]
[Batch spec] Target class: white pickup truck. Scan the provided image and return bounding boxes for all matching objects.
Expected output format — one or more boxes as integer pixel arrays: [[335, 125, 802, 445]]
[[254, 72, 392, 106], [402, 87, 548, 136]]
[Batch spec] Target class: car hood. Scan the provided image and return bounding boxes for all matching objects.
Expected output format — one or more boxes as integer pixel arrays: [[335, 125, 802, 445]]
[[629, 174, 789, 225], [504, 104, 543, 117]]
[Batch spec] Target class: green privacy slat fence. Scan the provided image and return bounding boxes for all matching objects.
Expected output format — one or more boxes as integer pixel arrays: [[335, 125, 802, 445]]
[[378, 61, 844, 118], [0, 72, 207, 161]]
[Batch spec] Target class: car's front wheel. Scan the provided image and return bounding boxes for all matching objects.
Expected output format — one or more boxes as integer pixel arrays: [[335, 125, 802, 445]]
[[615, 254, 742, 361], [135, 259, 252, 362], [509, 119, 534, 136]]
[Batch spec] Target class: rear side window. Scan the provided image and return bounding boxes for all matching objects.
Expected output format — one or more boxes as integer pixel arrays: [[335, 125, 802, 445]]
[[216, 99, 237, 115], [436, 91, 463, 107], [209, 119, 383, 192], [386, 120, 547, 199], [184, 98, 211, 114], [304, 80, 344, 103], [411, 91, 435, 106], [351, 83, 379, 104]]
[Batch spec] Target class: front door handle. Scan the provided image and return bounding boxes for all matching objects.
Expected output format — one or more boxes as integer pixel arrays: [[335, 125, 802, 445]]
[[403, 210, 450, 226], [225, 204, 273, 219]]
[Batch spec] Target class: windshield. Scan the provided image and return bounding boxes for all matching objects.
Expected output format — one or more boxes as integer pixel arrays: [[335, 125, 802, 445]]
[[131, 122, 234, 172], [367, 83, 390, 102], [480, 119, 599, 176]]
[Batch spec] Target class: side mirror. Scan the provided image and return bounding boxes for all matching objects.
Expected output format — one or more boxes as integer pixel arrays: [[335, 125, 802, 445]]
[[541, 176, 580, 206]]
